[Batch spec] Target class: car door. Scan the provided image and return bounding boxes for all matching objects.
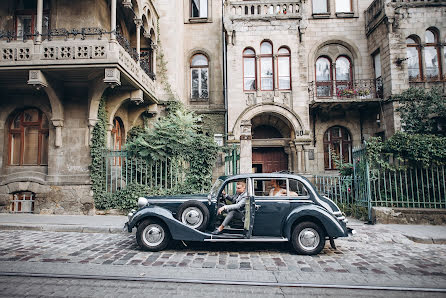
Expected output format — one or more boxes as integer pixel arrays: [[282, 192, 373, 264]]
[[252, 178, 291, 237]]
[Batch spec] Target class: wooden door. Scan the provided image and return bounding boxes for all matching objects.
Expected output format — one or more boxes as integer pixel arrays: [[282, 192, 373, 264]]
[[252, 147, 288, 173]]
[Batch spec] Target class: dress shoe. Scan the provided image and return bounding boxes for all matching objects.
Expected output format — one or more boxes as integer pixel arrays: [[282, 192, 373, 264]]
[[212, 229, 223, 235]]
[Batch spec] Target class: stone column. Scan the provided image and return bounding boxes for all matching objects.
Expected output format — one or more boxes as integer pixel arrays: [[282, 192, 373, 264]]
[[289, 141, 298, 173], [106, 123, 113, 149], [134, 18, 142, 60], [151, 43, 158, 75], [36, 0, 43, 44], [239, 120, 252, 174], [295, 143, 303, 173], [110, 0, 117, 42], [52, 120, 64, 148]]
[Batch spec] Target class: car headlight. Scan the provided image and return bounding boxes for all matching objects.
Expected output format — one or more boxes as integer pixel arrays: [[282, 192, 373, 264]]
[[137, 197, 149, 208]]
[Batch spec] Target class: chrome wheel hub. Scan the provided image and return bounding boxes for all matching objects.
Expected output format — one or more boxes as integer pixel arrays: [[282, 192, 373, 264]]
[[298, 228, 320, 251], [142, 224, 165, 247], [181, 207, 203, 228]]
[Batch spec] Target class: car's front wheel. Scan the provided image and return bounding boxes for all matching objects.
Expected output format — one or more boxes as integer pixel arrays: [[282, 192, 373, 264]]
[[136, 219, 171, 251], [291, 221, 326, 255]]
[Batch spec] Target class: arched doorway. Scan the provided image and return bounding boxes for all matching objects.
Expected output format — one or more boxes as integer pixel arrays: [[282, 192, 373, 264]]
[[251, 114, 293, 173]]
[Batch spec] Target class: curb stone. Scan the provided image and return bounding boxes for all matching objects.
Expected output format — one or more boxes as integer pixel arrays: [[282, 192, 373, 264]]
[[0, 224, 125, 234]]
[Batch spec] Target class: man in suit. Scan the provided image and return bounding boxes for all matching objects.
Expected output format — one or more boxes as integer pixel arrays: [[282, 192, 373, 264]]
[[213, 180, 247, 235]]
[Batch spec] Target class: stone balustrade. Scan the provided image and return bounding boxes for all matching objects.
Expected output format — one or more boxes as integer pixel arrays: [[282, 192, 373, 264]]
[[0, 32, 155, 97], [227, 1, 302, 20]]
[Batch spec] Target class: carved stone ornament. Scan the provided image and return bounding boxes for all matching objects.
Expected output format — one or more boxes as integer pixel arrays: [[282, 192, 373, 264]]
[[103, 68, 121, 87], [27, 70, 48, 89], [261, 92, 274, 103], [245, 93, 255, 106]]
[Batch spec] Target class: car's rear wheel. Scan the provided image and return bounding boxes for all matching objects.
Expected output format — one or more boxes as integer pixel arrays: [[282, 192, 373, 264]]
[[136, 219, 171, 251], [291, 221, 326, 255], [177, 201, 209, 231]]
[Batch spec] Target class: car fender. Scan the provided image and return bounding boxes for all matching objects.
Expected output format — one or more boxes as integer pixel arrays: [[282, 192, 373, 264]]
[[128, 205, 209, 241], [283, 205, 347, 238]]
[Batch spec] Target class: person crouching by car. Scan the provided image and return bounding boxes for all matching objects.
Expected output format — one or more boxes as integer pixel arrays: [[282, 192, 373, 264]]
[[213, 181, 247, 235]]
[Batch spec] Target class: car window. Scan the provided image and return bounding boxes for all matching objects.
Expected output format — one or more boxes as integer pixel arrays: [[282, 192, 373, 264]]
[[222, 179, 247, 196], [288, 179, 309, 197], [253, 178, 287, 197]]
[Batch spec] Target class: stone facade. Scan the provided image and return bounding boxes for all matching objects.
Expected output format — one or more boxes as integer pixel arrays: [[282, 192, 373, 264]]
[[0, 0, 445, 214]]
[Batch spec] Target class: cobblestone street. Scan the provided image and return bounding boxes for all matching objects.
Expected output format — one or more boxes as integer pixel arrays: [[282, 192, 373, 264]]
[[0, 222, 445, 293]]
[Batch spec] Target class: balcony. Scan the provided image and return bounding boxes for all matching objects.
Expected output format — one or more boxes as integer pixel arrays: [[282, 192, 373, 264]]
[[308, 78, 383, 108], [226, 1, 302, 20], [0, 28, 156, 102], [365, 0, 446, 35]]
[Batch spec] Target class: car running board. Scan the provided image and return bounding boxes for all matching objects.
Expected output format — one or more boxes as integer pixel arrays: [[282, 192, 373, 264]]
[[205, 236, 288, 242]]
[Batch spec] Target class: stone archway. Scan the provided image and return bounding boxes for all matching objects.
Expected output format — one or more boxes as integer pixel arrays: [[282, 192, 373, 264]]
[[251, 113, 293, 173]]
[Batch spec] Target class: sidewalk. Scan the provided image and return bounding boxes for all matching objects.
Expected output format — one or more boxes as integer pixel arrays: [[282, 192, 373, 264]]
[[0, 213, 445, 244]]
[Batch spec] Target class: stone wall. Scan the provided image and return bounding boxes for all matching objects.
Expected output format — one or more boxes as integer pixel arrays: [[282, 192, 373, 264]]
[[373, 207, 446, 225]]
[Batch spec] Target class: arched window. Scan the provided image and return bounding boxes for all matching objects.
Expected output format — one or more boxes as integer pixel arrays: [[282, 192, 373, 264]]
[[278, 47, 291, 90], [424, 29, 441, 81], [260, 41, 273, 91], [111, 117, 124, 151], [323, 126, 352, 170], [9, 108, 49, 166], [406, 36, 422, 81], [315, 56, 332, 97], [243, 48, 256, 91], [335, 56, 352, 95], [190, 54, 209, 99]]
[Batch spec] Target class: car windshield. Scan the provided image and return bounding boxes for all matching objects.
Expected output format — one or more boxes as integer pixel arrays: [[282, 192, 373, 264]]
[[209, 178, 225, 199]]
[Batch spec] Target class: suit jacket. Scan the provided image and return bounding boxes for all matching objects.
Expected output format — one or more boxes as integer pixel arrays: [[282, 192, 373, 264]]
[[224, 191, 247, 212]]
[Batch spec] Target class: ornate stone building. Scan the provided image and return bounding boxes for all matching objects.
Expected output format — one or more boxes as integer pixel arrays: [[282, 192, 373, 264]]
[[223, 0, 446, 174], [0, 0, 445, 214]]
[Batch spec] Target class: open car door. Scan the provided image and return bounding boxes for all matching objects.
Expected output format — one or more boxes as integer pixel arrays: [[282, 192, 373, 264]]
[[243, 196, 255, 238]]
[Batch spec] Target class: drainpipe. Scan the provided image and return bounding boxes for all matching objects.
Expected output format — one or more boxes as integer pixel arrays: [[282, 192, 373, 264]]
[[222, 0, 228, 145]]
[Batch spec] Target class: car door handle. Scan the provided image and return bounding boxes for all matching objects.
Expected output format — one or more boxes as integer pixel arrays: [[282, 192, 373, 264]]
[[255, 204, 261, 210]]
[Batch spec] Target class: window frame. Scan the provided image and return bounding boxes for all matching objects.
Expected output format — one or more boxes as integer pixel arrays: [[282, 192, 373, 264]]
[[406, 36, 423, 82], [323, 126, 352, 170], [14, 9, 50, 40], [335, 0, 352, 13], [424, 29, 442, 81], [243, 47, 257, 92], [259, 41, 274, 91], [190, 53, 209, 100], [190, 0, 208, 19], [335, 55, 353, 94], [8, 108, 49, 166], [277, 46, 292, 91], [315, 56, 333, 98], [312, 0, 329, 15]]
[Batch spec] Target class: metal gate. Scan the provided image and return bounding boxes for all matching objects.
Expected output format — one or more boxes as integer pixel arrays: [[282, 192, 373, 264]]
[[352, 144, 373, 223], [224, 144, 240, 176]]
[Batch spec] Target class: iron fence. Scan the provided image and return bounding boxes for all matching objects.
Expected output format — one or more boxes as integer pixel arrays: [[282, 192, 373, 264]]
[[369, 166, 446, 209], [311, 175, 355, 206], [104, 150, 187, 193]]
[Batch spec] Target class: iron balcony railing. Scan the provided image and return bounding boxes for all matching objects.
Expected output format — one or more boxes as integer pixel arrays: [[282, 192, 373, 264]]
[[308, 78, 383, 101]]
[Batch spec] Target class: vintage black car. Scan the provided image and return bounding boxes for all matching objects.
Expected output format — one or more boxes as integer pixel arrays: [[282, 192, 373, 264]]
[[125, 173, 355, 255]]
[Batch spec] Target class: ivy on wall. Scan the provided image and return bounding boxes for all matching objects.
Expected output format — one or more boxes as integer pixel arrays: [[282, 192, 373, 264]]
[[125, 102, 219, 193], [89, 95, 108, 210]]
